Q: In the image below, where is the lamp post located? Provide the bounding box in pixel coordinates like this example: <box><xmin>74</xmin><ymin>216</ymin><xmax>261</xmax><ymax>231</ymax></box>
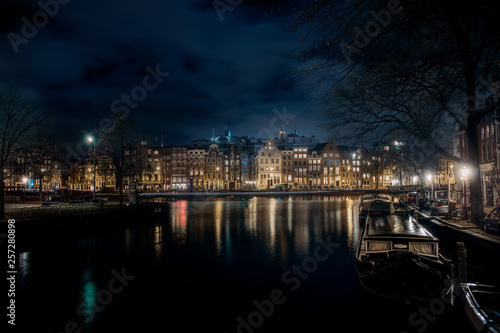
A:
<box><xmin>461</xmin><ymin>167</ymin><xmax>469</xmax><ymax>207</ymax></box>
<box><xmin>448</xmin><ymin>164</ymin><xmax>453</xmax><ymax>206</ymax></box>
<box><xmin>460</xmin><ymin>176</ymin><xmax>464</xmax><ymax>206</ymax></box>
<box><xmin>427</xmin><ymin>173</ymin><xmax>433</xmax><ymax>200</ymax></box>
<box><xmin>22</xmin><ymin>177</ymin><xmax>27</xmax><ymax>204</ymax></box>
<box><xmin>87</xmin><ymin>135</ymin><xmax>96</xmax><ymax>201</ymax></box>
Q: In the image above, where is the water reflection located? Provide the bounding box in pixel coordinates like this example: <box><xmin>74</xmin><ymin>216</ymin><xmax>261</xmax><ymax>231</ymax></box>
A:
<box><xmin>168</xmin><ymin>196</ymin><xmax>360</xmax><ymax>264</ymax></box>
<box><xmin>154</xmin><ymin>224</ymin><xmax>163</xmax><ymax>263</ymax></box>
<box><xmin>268</xmin><ymin>198</ymin><xmax>277</xmax><ymax>259</ymax></box>
<box><xmin>171</xmin><ymin>200</ymin><xmax>188</xmax><ymax>244</ymax></box>
<box><xmin>18</xmin><ymin>251</ymin><xmax>30</xmax><ymax>281</ymax></box>
<box><xmin>79</xmin><ymin>263</ymin><xmax>98</xmax><ymax>325</ymax></box>
<box><xmin>215</xmin><ymin>199</ymin><xmax>223</xmax><ymax>256</ymax></box>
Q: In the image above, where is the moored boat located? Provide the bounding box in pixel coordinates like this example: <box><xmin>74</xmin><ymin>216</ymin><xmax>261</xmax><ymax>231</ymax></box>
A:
<box><xmin>358</xmin><ymin>194</ymin><xmax>409</xmax><ymax>223</ymax></box>
<box><xmin>358</xmin><ymin>194</ymin><xmax>393</xmax><ymax>222</ymax></box>
<box><xmin>356</xmin><ymin>200</ymin><xmax>452</xmax><ymax>300</ymax></box>
<box><xmin>461</xmin><ymin>283</ymin><xmax>500</xmax><ymax>333</ymax></box>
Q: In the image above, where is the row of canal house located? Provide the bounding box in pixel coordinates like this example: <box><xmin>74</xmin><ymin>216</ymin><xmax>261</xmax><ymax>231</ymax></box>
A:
<box><xmin>253</xmin><ymin>139</ymin><xmax>378</xmax><ymax>190</ymax></box>
<box><xmin>6</xmin><ymin>139</ymin><xmax>402</xmax><ymax>193</ymax></box>
<box><xmin>64</xmin><ymin>139</ymin><xmax>391</xmax><ymax>192</ymax></box>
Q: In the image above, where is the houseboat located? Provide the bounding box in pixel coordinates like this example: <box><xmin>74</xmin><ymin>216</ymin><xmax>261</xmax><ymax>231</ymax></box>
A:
<box><xmin>356</xmin><ymin>200</ymin><xmax>452</xmax><ymax>300</ymax></box>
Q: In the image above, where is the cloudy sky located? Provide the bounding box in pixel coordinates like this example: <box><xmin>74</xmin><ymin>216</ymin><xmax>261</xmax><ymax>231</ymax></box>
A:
<box><xmin>0</xmin><ymin>0</ymin><xmax>329</xmax><ymax>150</ymax></box>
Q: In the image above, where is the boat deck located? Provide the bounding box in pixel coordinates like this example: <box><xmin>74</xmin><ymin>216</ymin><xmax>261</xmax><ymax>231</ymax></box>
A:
<box><xmin>367</xmin><ymin>213</ymin><xmax>436</xmax><ymax>239</ymax></box>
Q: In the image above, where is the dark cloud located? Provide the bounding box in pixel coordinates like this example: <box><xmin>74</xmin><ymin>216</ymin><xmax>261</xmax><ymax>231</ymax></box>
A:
<box><xmin>0</xmin><ymin>0</ymin><xmax>328</xmax><ymax>148</ymax></box>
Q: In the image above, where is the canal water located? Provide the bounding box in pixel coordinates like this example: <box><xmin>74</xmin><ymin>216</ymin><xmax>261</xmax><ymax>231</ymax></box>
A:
<box><xmin>11</xmin><ymin>196</ymin><xmax>474</xmax><ymax>333</ymax></box>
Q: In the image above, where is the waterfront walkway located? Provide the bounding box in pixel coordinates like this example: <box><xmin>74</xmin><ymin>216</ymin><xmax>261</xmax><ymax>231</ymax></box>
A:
<box><xmin>418</xmin><ymin>205</ymin><xmax>500</xmax><ymax>242</ymax></box>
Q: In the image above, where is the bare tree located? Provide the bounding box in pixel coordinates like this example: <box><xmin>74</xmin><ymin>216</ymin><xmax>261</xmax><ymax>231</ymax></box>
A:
<box><xmin>0</xmin><ymin>87</ymin><xmax>47</xmax><ymax>219</ymax></box>
<box><xmin>293</xmin><ymin>0</ymin><xmax>500</xmax><ymax>224</ymax></box>
<box><xmin>96</xmin><ymin>112</ymin><xmax>135</xmax><ymax>208</ymax></box>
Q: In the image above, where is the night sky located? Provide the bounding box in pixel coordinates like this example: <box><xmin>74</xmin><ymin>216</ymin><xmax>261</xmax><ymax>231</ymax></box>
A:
<box><xmin>0</xmin><ymin>0</ymin><xmax>329</xmax><ymax>150</ymax></box>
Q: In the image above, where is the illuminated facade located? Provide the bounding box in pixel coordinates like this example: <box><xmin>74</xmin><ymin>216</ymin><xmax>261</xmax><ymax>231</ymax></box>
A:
<box><xmin>256</xmin><ymin>140</ymin><xmax>282</xmax><ymax>190</ymax></box>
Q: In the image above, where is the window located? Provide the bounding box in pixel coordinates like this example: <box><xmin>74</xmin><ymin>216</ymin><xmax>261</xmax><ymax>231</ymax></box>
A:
<box><xmin>481</xmin><ymin>127</ymin><xmax>485</xmax><ymax>139</ymax></box>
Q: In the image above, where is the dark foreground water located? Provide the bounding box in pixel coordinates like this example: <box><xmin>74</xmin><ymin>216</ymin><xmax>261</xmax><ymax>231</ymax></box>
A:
<box><xmin>10</xmin><ymin>196</ymin><xmax>475</xmax><ymax>332</ymax></box>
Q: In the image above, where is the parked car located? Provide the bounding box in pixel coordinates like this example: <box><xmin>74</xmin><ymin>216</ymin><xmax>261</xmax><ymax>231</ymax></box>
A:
<box><xmin>431</xmin><ymin>200</ymin><xmax>449</xmax><ymax>216</ymax></box>
<box><xmin>407</xmin><ymin>191</ymin><xmax>418</xmax><ymax>202</ymax></box>
<box><xmin>482</xmin><ymin>207</ymin><xmax>500</xmax><ymax>233</ymax></box>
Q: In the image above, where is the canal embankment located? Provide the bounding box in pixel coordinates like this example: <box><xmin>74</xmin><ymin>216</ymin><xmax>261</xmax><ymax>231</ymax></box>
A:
<box><xmin>415</xmin><ymin>210</ymin><xmax>500</xmax><ymax>282</ymax></box>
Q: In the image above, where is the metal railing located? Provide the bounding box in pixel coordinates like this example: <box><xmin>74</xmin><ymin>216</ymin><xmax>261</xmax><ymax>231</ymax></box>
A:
<box><xmin>14</xmin><ymin>203</ymin><xmax>98</xmax><ymax>219</ymax></box>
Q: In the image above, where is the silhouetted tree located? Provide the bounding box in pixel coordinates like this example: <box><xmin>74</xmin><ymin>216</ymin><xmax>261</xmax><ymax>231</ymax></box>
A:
<box><xmin>293</xmin><ymin>0</ymin><xmax>500</xmax><ymax>223</ymax></box>
<box><xmin>96</xmin><ymin>112</ymin><xmax>135</xmax><ymax>208</ymax></box>
<box><xmin>0</xmin><ymin>87</ymin><xmax>47</xmax><ymax>218</ymax></box>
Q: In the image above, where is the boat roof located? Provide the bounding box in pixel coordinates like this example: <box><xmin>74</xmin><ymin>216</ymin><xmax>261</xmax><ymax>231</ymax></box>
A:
<box><xmin>361</xmin><ymin>194</ymin><xmax>391</xmax><ymax>202</ymax></box>
<box><xmin>366</xmin><ymin>213</ymin><xmax>436</xmax><ymax>239</ymax></box>
<box><xmin>367</xmin><ymin>201</ymin><xmax>408</xmax><ymax>213</ymax></box>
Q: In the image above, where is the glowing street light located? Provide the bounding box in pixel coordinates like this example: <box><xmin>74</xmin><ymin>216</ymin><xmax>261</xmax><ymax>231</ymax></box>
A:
<box><xmin>448</xmin><ymin>163</ymin><xmax>454</xmax><ymax>213</ymax></box>
<box><xmin>460</xmin><ymin>167</ymin><xmax>469</xmax><ymax>178</ymax></box>
<box><xmin>22</xmin><ymin>177</ymin><xmax>27</xmax><ymax>203</ymax></box>
<box><xmin>427</xmin><ymin>173</ymin><xmax>433</xmax><ymax>199</ymax></box>
<box><xmin>461</xmin><ymin>167</ymin><xmax>469</xmax><ymax>207</ymax></box>
<box><xmin>86</xmin><ymin>135</ymin><xmax>96</xmax><ymax>201</ymax></box>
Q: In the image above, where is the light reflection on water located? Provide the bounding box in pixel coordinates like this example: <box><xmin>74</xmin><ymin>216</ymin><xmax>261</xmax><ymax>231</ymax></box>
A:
<box><xmin>79</xmin><ymin>263</ymin><xmax>98</xmax><ymax>325</ymax></box>
<box><xmin>170</xmin><ymin>200</ymin><xmax>188</xmax><ymax>244</ymax></box>
<box><xmin>16</xmin><ymin>196</ymin><xmax>371</xmax><ymax>333</ymax></box>
<box><xmin>165</xmin><ymin>196</ymin><xmax>360</xmax><ymax>264</ymax></box>
<box><xmin>18</xmin><ymin>251</ymin><xmax>30</xmax><ymax>281</ymax></box>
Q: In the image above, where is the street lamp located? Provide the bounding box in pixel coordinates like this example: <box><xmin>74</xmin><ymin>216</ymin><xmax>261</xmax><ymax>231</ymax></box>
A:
<box><xmin>22</xmin><ymin>177</ymin><xmax>27</xmax><ymax>204</ymax></box>
<box><xmin>427</xmin><ymin>173</ymin><xmax>433</xmax><ymax>199</ymax></box>
<box><xmin>461</xmin><ymin>167</ymin><xmax>469</xmax><ymax>207</ymax></box>
<box><xmin>87</xmin><ymin>135</ymin><xmax>96</xmax><ymax>201</ymax></box>
<box><xmin>448</xmin><ymin>164</ymin><xmax>454</xmax><ymax>207</ymax></box>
